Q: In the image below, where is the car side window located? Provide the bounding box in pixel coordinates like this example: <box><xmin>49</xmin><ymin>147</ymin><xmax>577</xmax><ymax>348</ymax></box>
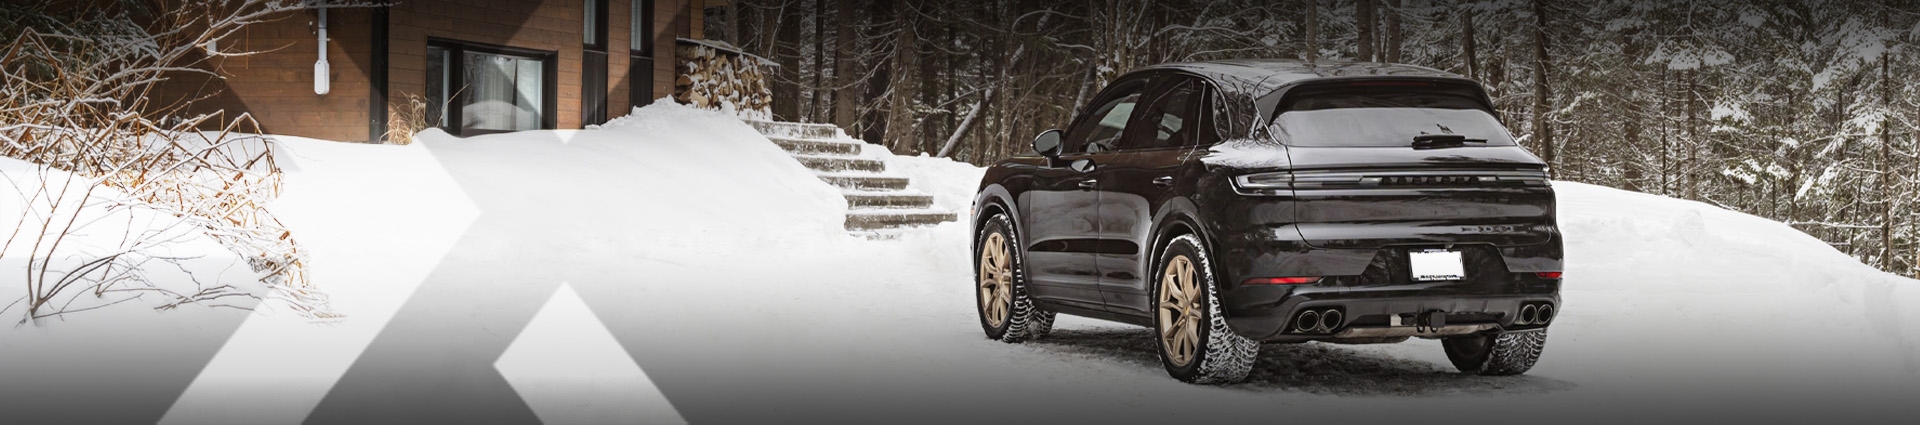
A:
<box><xmin>1196</xmin><ymin>88</ymin><xmax>1222</xmax><ymax>146</ymax></box>
<box><xmin>1064</xmin><ymin>81</ymin><xmax>1146</xmax><ymax>154</ymax></box>
<box><xmin>1121</xmin><ymin>78</ymin><xmax>1204</xmax><ymax>150</ymax></box>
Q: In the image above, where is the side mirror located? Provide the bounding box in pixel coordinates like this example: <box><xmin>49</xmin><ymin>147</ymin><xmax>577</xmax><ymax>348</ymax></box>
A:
<box><xmin>1031</xmin><ymin>129</ymin><xmax>1064</xmax><ymax>158</ymax></box>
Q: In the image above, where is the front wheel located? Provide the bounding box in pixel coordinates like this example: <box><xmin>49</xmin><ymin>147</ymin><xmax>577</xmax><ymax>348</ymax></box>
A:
<box><xmin>1153</xmin><ymin>234</ymin><xmax>1258</xmax><ymax>384</ymax></box>
<box><xmin>975</xmin><ymin>214</ymin><xmax>1053</xmax><ymax>342</ymax></box>
<box><xmin>1442</xmin><ymin>330</ymin><xmax>1548</xmax><ymax>376</ymax></box>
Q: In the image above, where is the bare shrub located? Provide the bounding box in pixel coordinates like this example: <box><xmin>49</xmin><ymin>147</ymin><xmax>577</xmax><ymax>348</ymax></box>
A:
<box><xmin>0</xmin><ymin>1</ymin><xmax>377</xmax><ymax>324</ymax></box>
<box><xmin>386</xmin><ymin>90</ymin><xmax>460</xmax><ymax>144</ymax></box>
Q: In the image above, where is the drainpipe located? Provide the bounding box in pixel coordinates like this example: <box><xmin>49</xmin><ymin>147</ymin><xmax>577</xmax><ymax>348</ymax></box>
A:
<box><xmin>315</xmin><ymin>7</ymin><xmax>330</xmax><ymax>95</ymax></box>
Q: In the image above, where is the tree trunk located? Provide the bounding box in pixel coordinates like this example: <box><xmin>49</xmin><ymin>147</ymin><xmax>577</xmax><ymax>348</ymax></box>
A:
<box><xmin>1305</xmin><ymin>0</ymin><xmax>1319</xmax><ymax>62</ymax></box>
<box><xmin>722</xmin><ymin>0</ymin><xmax>736</xmax><ymax>42</ymax></box>
<box><xmin>1882</xmin><ymin>55</ymin><xmax>1895</xmax><ymax>269</ymax></box>
<box><xmin>1659</xmin><ymin>68</ymin><xmax>1670</xmax><ymax>196</ymax></box>
<box><xmin>860</xmin><ymin>1</ymin><xmax>894</xmax><ymax>143</ymax></box>
<box><xmin>809</xmin><ymin>0</ymin><xmax>826</xmax><ymax>122</ymax></box>
<box><xmin>1384</xmin><ymin>0</ymin><xmax>1403</xmax><ymax>63</ymax></box>
<box><xmin>881</xmin><ymin>0</ymin><xmax>917</xmax><ymax>152</ymax></box>
<box><xmin>832</xmin><ymin>0</ymin><xmax>859</xmax><ymax>130</ymax></box>
<box><xmin>1684</xmin><ymin>69</ymin><xmax>1698</xmax><ymax>200</ymax></box>
<box><xmin>1530</xmin><ymin>0</ymin><xmax>1554</xmax><ymax>178</ymax></box>
<box><xmin>1459</xmin><ymin>3</ymin><xmax>1475</xmax><ymax>79</ymax></box>
<box><xmin>1071</xmin><ymin>65</ymin><xmax>1094</xmax><ymax>117</ymax></box>
<box><xmin>1357</xmin><ymin>0</ymin><xmax>1376</xmax><ymax>61</ymax></box>
<box><xmin>938</xmin><ymin>88</ymin><xmax>992</xmax><ymax>158</ymax></box>
<box><xmin>771</xmin><ymin>0</ymin><xmax>801</xmax><ymax>121</ymax></box>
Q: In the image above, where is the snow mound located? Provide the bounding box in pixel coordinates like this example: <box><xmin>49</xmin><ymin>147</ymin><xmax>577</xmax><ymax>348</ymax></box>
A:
<box><xmin>1556</xmin><ymin>181</ymin><xmax>1912</xmax><ymax>292</ymax></box>
<box><xmin>433</xmin><ymin>100</ymin><xmax>850</xmax><ymax>252</ymax></box>
<box><xmin>1548</xmin><ymin>181</ymin><xmax>1920</xmax><ymax>398</ymax></box>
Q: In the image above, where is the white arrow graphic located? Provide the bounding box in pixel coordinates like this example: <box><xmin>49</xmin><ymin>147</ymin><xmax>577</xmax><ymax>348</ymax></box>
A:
<box><xmin>495</xmin><ymin>282</ymin><xmax>686</xmax><ymax>425</ymax></box>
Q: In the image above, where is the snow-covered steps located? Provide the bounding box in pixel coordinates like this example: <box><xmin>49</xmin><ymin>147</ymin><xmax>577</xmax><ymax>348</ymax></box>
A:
<box><xmin>842</xmin><ymin>192</ymin><xmax>935</xmax><ymax>209</ymax></box>
<box><xmin>845</xmin><ymin>209</ymin><xmax>959</xmax><ymax>231</ymax></box>
<box><xmin>817</xmin><ymin>174</ymin><xmax>910</xmax><ymax>191</ymax></box>
<box><xmin>766</xmin><ymin>136</ymin><xmax>864</xmax><ymax>155</ymax></box>
<box><xmin>748</xmin><ymin>119</ymin><xmax>962</xmax><ymax>234</ymax></box>
<box><xmin>744</xmin><ymin>119</ymin><xmax>839</xmax><ymax>139</ymax></box>
<box><xmin>792</xmin><ymin>154</ymin><xmax>886</xmax><ymax>173</ymax></box>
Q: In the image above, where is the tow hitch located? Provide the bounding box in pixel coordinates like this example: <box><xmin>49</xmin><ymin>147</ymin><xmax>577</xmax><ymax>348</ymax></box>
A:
<box><xmin>1388</xmin><ymin>310</ymin><xmax>1450</xmax><ymax>333</ymax></box>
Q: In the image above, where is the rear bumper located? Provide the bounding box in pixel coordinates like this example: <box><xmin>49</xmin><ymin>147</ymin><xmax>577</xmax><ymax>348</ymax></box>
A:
<box><xmin>1209</xmin><ymin>221</ymin><xmax>1563</xmax><ymax>342</ymax></box>
<box><xmin>1223</xmin><ymin>292</ymin><xmax>1559</xmax><ymax>342</ymax></box>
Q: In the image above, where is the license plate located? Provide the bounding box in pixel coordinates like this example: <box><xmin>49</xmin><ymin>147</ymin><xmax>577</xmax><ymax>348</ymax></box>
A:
<box><xmin>1409</xmin><ymin>249</ymin><xmax>1465</xmax><ymax>282</ymax></box>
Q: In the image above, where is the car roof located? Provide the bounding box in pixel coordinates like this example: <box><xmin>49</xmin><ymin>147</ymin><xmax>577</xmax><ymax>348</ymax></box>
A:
<box><xmin>1133</xmin><ymin>59</ymin><xmax>1469</xmax><ymax>97</ymax></box>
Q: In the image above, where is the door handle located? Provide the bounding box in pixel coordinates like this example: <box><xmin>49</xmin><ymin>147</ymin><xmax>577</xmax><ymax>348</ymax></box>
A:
<box><xmin>1152</xmin><ymin>176</ymin><xmax>1174</xmax><ymax>187</ymax></box>
<box><xmin>1077</xmin><ymin>179</ymin><xmax>1099</xmax><ymax>189</ymax></box>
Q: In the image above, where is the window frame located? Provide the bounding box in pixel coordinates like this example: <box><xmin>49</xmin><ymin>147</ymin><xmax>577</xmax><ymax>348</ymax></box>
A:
<box><xmin>1062</xmin><ymin>75</ymin><xmax>1153</xmax><ymax>155</ymax></box>
<box><xmin>629</xmin><ymin>0</ymin><xmax>657</xmax><ymax>105</ymax></box>
<box><xmin>631</xmin><ymin>0</ymin><xmax>655</xmax><ymax>57</ymax></box>
<box><xmin>584</xmin><ymin>0</ymin><xmax>608</xmax><ymax>49</ymax></box>
<box><xmin>426</xmin><ymin>38</ymin><xmax>560</xmax><ymax>136</ymax></box>
<box><xmin>1117</xmin><ymin>75</ymin><xmax>1209</xmax><ymax>152</ymax></box>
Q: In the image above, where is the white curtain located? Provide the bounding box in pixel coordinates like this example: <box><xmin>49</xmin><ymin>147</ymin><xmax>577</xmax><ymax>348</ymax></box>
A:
<box><xmin>462</xmin><ymin>52</ymin><xmax>544</xmax><ymax>132</ymax></box>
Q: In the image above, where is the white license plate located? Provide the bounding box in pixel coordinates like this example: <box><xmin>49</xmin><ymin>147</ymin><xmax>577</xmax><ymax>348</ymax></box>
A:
<box><xmin>1409</xmin><ymin>249</ymin><xmax>1465</xmax><ymax>281</ymax></box>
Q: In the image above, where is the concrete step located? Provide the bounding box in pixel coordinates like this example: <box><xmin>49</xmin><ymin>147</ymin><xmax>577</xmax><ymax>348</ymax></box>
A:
<box><xmin>848</xmin><ymin>229</ymin><xmax>912</xmax><ymax>240</ymax></box>
<box><xmin>842</xmin><ymin>192</ymin><xmax>934</xmax><ymax>209</ymax></box>
<box><xmin>745</xmin><ymin>119</ymin><xmax>839</xmax><ymax>139</ymax></box>
<box><xmin>818</xmin><ymin>174</ymin><xmax>909</xmax><ymax>191</ymax></box>
<box><xmin>768</xmin><ymin>136</ymin><xmax>864</xmax><ymax>156</ymax></box>
<box><xmin>794</xmin><ymin>155</ymin><xmax>885</xmax><ymax>173</ymax></box>
<box><xmin>844</xmin><ymin>210</ymin><xmax>958</xmax><ymax>231</ymax></box>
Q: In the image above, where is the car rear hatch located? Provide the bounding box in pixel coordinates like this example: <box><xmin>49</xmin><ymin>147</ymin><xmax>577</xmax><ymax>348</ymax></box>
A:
<box><xmin>1252</xmin><ymin>79</ymin><xmax>1556</xmax><ymax>250</ymax></box>
<box><xmin>1282</xmin><ymin>147</ymin><xmax>1554</xmax><ymax>250</ymax></box>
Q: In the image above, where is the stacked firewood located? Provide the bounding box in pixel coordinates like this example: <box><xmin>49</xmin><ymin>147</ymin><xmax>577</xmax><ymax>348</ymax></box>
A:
<box><xmin>673</xmin><ymin>41</ymin><xmax>774</xmax><ymax>114</ymax></box>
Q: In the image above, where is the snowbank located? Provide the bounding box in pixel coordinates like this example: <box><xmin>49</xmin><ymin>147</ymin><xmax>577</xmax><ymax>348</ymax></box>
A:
<box><xmin>431</xmin><ymin>100</ymin><xmax>850</xmax><ymax>252</ymax></box>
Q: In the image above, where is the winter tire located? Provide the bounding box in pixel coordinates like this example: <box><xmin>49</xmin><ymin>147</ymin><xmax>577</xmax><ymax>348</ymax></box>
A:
<box><xmin>975</xmin><ymin>214</ymin><xmax>1053</xmax><ymax>342</ymax></box>
<box><xmin>1443</xmin><ymin>329</ymin><xmax>1548</xmax><ymax>376</ymax></box>
<box><xmin>1153</xmin><ymin>234</ymin><xmax>1258</xmax><ymax>384</ymax></box>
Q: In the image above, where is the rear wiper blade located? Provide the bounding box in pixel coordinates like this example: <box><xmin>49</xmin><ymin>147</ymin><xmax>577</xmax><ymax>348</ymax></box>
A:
<box><xmin>1411</xmin><ymin>134</ymin><xmax>1487</xmax><ymax>149</ymax></box>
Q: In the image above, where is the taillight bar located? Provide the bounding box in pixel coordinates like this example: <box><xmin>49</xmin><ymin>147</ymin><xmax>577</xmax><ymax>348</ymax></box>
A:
<box><xmin>1244</xmin><ymin>277</ymin><xmax>1322</xmax><ymax>285</ymax></box>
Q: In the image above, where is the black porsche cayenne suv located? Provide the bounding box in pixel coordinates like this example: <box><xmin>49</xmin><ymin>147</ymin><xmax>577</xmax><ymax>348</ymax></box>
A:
<box><xmin>969</xmin><ymin>59</ymin><xmax>1562</xmax><ymax>384</ymax></box>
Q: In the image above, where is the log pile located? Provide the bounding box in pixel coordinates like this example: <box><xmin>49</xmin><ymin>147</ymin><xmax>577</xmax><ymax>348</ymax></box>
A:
<box><xmin>673</xmin><ymin>40</ymin><xmax>774</xmax><ymax>116</ymax></box>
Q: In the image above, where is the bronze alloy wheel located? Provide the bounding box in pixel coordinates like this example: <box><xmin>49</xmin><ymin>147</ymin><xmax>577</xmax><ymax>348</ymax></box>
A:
<box><xmin>978</xmin><ymin>232</ymin><xmax>1013</xmax><ymax>329</ymax></box>
<box><xmin>1157</xmin><ymin>255</ymin><xmax>1203</xmax><ymax>367</ymax></box>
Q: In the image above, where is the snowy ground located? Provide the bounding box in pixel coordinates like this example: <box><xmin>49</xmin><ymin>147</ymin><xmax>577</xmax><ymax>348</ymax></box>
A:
<box><xmin>4</xmin><ymin>101</ymin><xmax>1919</xmax><ymax>424</ymax></box>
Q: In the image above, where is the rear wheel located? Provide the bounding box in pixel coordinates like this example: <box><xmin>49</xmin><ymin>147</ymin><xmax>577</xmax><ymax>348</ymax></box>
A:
<box><xmin>975</xmin><ymin>214</ymin><xmax>1053</xmax><ymax>342</ymax></box>
<box><xmin>1153</xmin><ymin>234</ymin><xmax>1258</xmax><ymax>384</ymax></box>
<box><xmin>1443</xmin><ymin>330</ymin><xmax>1548</xmax><ymax>376</ymax></box>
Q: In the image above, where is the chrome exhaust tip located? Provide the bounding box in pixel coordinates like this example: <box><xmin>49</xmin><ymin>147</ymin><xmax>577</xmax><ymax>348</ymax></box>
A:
<box><xmin>1318</xmin><ymin>309</ymin><xmax>1343</xmax><ymax>331</ymax></box>
<box><xmin>1295</xmin><ymin>310</ymin><xmax>1320</xmax><ymax>333</ymax></box>
<box><xmin>1518</xmin><ymin>304</ymin><xmax>1538</xmax><ymax>325</ymax></box>
<box><xmin>1536</xmin><ymin>304</ymin><xmax>1554</xmax><ymax>325</ymax></box>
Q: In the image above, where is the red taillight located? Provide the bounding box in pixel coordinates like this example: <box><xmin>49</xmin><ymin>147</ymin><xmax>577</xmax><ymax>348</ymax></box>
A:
<box><xmin>1535</xmin><ymin>272</ymin><xmax>1563</xmax><ymax>279</ymax></box>
<box><xmin>1244</xmin><ymin>277</ymin><xmax>1321</xmax><ymax>285</ymax></box>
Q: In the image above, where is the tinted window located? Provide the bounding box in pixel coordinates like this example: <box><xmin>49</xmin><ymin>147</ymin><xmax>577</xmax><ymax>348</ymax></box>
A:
<box><xmin>1271</xmin><ymin>87</ymin><xmax>1514</xmax><ymax>147</ymax></box>
<box><xmin>1064</xmin><ymin>81</ymin><xmax>1145</xmax><ymax>154</ymax></box>
<box><xmin>1122</xmin><ymin>79</ymin><xmax>1203</xmax><ymax>150</ymax></box>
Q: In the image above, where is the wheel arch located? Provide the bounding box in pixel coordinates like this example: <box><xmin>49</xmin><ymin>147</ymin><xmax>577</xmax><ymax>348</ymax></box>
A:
<box><xmin>1148</xmin><ymin>197</ymin><xmax>1220</xmax><ymax>291</ymax></box>
<box><xmin>972</xmin><ymin>184</ymin><xmax>1020</xmax><ymax>252</ymax></box>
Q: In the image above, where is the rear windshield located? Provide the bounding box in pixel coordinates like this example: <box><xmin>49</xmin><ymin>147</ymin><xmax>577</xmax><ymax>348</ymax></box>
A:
<box><xmin>1270</xmin><ymin>86</ymin><xmax>1516</xmax><ymax>147</ymax></box>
